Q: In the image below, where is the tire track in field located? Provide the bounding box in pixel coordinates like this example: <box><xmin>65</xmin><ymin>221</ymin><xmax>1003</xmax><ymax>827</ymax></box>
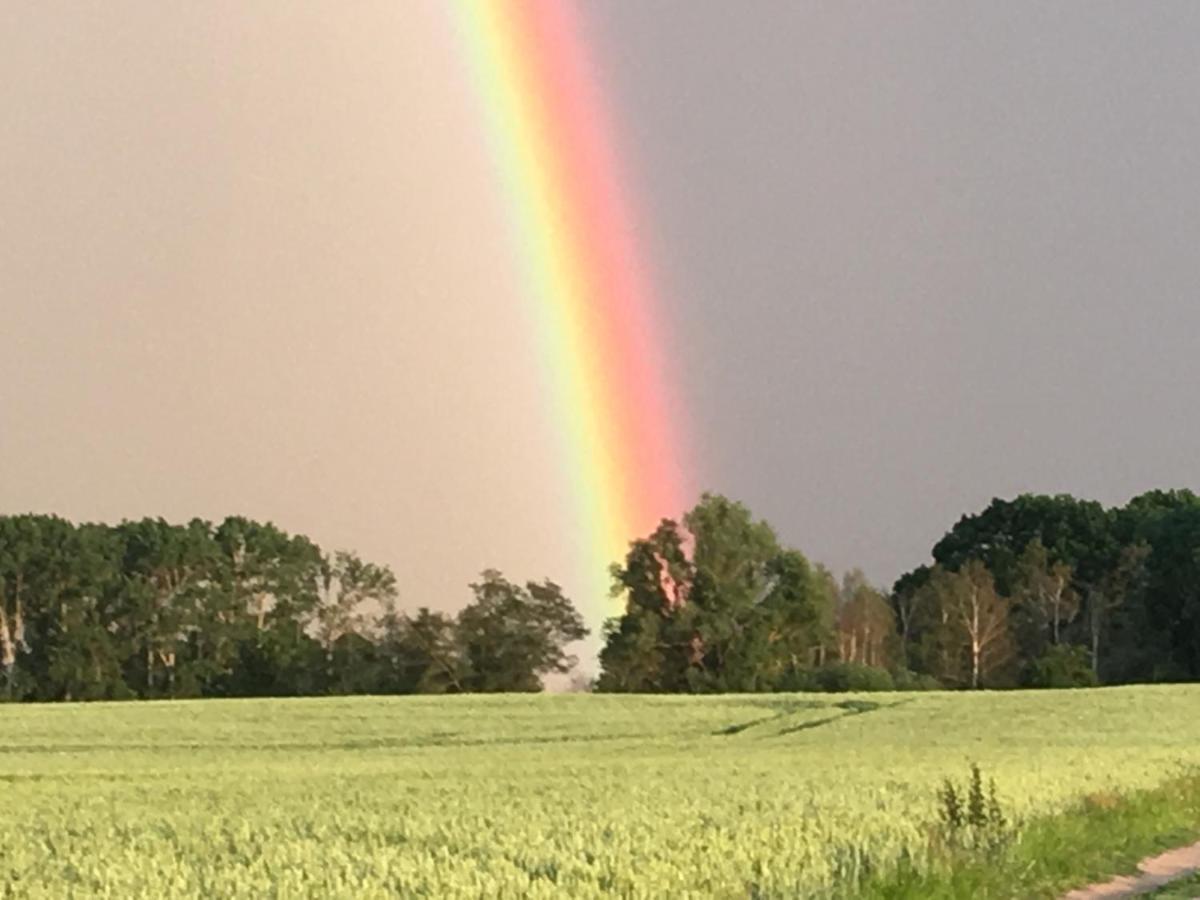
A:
<box><xmin>715</xmin><ymin>698</ymin><xmax>916</xmax><ymax>738</ymax></box>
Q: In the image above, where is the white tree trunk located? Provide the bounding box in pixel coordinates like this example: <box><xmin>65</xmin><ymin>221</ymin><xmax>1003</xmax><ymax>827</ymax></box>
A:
<box><xmin>0</xmin><ymin>605</ymin><xmax>14</xmax><ymax>672</ymax></box>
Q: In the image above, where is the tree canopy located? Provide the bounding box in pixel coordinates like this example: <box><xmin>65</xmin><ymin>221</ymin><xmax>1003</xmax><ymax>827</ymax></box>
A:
<box><xmin>890</xmin><ymin>490</ymin><xmax>1200</xmax><ymax>687</ymax></box>
<box><xmin>598</xmin><ymin>494</ymin><xmax>833</xmax><ymax>692</ymax></box>
<box><xmin>596</xmin><ymin>489</ymin><xmax>1200</xmax><ymax>693</ymax></box>
<box><xmin>0</xmin><ymin>514</ymin><xmax>586</xmax><ymax>701</ymax></box>
<box><xmin>8</xmin><ymin>488</ymin><xmax>1200</xmax><ymax>700</ymax></box>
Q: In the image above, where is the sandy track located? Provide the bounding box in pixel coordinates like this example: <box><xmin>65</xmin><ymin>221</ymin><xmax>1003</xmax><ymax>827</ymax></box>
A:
<box><xmin>1062</xmin><ymin>841</ymin><xmax>1200</xmax><ymax>899</ymax></box>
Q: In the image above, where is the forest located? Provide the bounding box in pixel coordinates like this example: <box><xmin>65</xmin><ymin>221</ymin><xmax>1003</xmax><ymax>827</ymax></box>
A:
<box><xmin>2</xmin><ymin>489</ymin><xmax>1199</xmax><ymax>700</ymax></box>
<box><xmin>599</xmin><ymin>491</ymin><xmax>1200</xmax><ymax>692</ymax></box>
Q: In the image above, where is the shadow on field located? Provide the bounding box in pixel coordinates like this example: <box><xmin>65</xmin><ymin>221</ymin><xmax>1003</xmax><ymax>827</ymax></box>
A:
<box><xmin>715</xmin><ymin>698</ymin><xmax>916</xmax><ymax>738</ymax></box>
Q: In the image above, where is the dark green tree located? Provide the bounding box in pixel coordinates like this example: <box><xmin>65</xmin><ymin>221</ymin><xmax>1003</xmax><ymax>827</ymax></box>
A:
<box><xmin>598</xmin><ymin>518</ymin><xmax>696</xmax><ymax>692</ymax></box>
<box><xmin>311</xmin><ymin>551</ymin><xmax>398</xmax><ymax>689</ymax></box>
<box><xmin>930</xmin><ymin>494</ymin><xmax>1116</xmax><ymax>593</ymax></box>
<box><xmin>211</xmin><ymin>518</ymin><xmax>324</xmax><ymax>696</ymax></box>
<box><xmin>457</xmin><ymin>571</ymin><xmax>588</xmax><ymax>692</ymax></box>
<box><xmin>33</xmin><ymin>522</ymin><xmax>127</xmax><ymax>701</ymax></box>
<box><xmin>0</xmin><ymin>516</ymin><xmax>126</xmax><ymax>700</ymax></box>
<box><xmin>113</xmin><ymin>518</ymin><xmax>220</xmax><ymax>697</ymax></box>
<box><xmin>598</xmin><ymin>494</ymin><xmax>833</xmax><ymax>693</ymax></box>
<box><xmin>376</xmin><ymin>605</ymin><xmax>463</xmax><ymax>693</ymax></box>
<box><xmin>214</xmin><ymin>517</ymin><xmax>322</xmax><ymax>634</ymax></box>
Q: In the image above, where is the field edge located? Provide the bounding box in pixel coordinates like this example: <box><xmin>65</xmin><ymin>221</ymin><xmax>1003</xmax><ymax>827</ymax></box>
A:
<box><xmin>854</xmin><ymin>771</ymin><xmax>1200</xmax><ymax>899</ymax></box>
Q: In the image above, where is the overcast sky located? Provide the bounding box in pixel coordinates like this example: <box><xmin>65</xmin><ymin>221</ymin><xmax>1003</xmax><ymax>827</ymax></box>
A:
<box><xmin>590</xmin><ymin>0</ymin><xmax>1200</xmax><ymax>580</ymax></box>
<box><xmin>4</xmin><ymin>2</ymin><xmax>1199</xmax><ymax>640</ymax></box>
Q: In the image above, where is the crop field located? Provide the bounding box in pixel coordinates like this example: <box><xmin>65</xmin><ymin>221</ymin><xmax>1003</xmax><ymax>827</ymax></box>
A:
<box><xmin>2</xmin><ymin>687</ymin><xmax>1199</xmax><ymax>898</ymax></box>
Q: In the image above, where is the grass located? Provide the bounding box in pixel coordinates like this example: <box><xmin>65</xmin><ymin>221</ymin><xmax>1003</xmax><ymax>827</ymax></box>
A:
<box><xmin>1148</xmin><ymin>871</ymin><xmax>1200</xmax><ymax>899</ymax></box>
<box><xmin>858</xmin><ymin>773</ymin><xmax>1200</xmax><ymax>898</ymax></box>
<box><xmin>1</xmin><ymin>686</ymin><xmax>1199</xmax><ymax>896</ymax></box>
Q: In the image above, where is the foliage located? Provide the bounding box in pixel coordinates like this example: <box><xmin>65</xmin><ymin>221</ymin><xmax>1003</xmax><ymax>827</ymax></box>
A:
<box><xmin>905</xmin><ymin>562</ymin><xmax>1013</xmax><ymax>688</ymax></box>
<box><xmin>776</xmin><ymin>663</ymin><xmax>940</xmax><ymax>693</ymax></box>
<box><xmin>1025</xmin><ymin>645</ymin><xmax>1098</xmax><ymax>689</ymax></box>
<box><xmin>891</xmin><ymin>669</ymin><xmax>943</xmax><ymax>691</ymax></box>
<box><xmin>834</xmin><ymin>570</ymin><xmax>895</xmax><ymax>669</ymax></box>
<box><xmin>928</xmin><ymin>493</ymin><xmax>1116</xmax><ymax>591</ymax></box>
<box><xmin>595</xmin><ymin>489</ymin><xmax>1200</xmax><ymax>694</ymax></box>
<box><xmin>892</xmin><ymin>490</ymin><xmax>1200</xmax><ymax>689</ymax></box>
<box><xmin>377</xmin><ymin>605</ymin><xmax>464</xmax><ymax>694</ymax></box>
<box><xmin>597</xmin><ymin>494</ymin><xmax>834</xmax><ymax>692</ymax></box>
<box><xmin>457</xmin><ymin>571</ymin><xmax>589</xmax><ymax>692</ymax></box>
<box><xmin>936</xmin><ymin>764</ymin><xmax>1010</xmax><ymax>853</ymax></box>
<box><xmin>11</xmin><ymin>487</ymin><xmax>1200</xmax><ymax>701</ymax></box>
<box><xmin>860</xmin><ymin>771</ymin><xmax>1200</xmax><ymax>899</ymax></box>
<box><xmin>812</xmin><ymin>662</ymin><xmax>895</xmax><ymax>692</ymax></box>
<box><xmin>1</xmin><ymin>688</ymin><xmax>1200</xmax><ymax>897</ymax></box>
<box><xmin>1011</xmin><ymin>538</ymin><xmax>1078</xmax><ymax>660</ymax></box>
<box><xmin>0</xmin><ymin>515</ymin><xmax>587</xmax><ymax>700</ymax></box>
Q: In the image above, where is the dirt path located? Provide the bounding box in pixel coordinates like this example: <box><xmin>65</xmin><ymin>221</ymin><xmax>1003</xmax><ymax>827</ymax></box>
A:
<box><xmin>1062</xmin><ymin>841</ymin><xmax>1200</xmax><ymax>898</ymax></box>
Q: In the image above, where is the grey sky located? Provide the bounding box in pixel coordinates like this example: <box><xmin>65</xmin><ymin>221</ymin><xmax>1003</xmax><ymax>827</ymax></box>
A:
<box><xmin>591</xmin><ymin>1</ymin><xmax>1200</xmax><ymax>582</ymax></box>
<box><xmin>3</xmin><ymin>2</ymin><xmax>1199</xmax><ymax>636</ymax></box>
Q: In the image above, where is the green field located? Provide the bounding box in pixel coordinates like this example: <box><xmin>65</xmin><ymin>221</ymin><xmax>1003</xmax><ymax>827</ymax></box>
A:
<box><xmin>2</xmin><ymin>687</ymin><xmax>1199</xmax><ymax>898</ymax></box>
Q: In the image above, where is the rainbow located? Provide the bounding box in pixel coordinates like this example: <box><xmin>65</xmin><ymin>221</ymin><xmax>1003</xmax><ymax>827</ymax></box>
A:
<box><xmin>452</xmin><ymin>1</ymin><xmax>690</xmax><ymax>620</ymax></box>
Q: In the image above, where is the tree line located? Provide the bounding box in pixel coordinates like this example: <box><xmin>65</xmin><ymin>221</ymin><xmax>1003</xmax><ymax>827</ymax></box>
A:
<box><xmin>599</xmin><ymin>490</ymin><xmax>1200</xmax><ymax>691</ymax></box>
<box><xmin>5</xmin><ymin>488</ymin><xmax>1200</xmax><ymax>700</ymax></box>
<box><xmin>0</xmin><ymin>515</ymin><xmax>585</xmax><ymax>701</ymax></box>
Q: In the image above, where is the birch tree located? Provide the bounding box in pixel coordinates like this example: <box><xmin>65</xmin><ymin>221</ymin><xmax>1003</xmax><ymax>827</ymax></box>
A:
<box><xmin>1015</xmin><ymin>539</ymin><xmax>1079</xmax><ymax>646</ymax></box>
<box><xmin>835</xmin><ymin>570</ymin><xmax>894</xmax><ymax>668</ymax></box>
<box><xmin>919</xmin><ymin>563</ymin><xmax>1013</xmax><ymax>688</ymax></box>
<box><xmin>312</xmin><ymin>551</ymin><xmax>398</xmax><ymax>652</ymax></box>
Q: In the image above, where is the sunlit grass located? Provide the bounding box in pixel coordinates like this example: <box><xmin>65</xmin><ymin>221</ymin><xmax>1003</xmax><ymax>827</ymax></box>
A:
<box><xmin>2</xmin><ymin>686</ymin><xmax>1198</xmax><ymax>897</ymax></box>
